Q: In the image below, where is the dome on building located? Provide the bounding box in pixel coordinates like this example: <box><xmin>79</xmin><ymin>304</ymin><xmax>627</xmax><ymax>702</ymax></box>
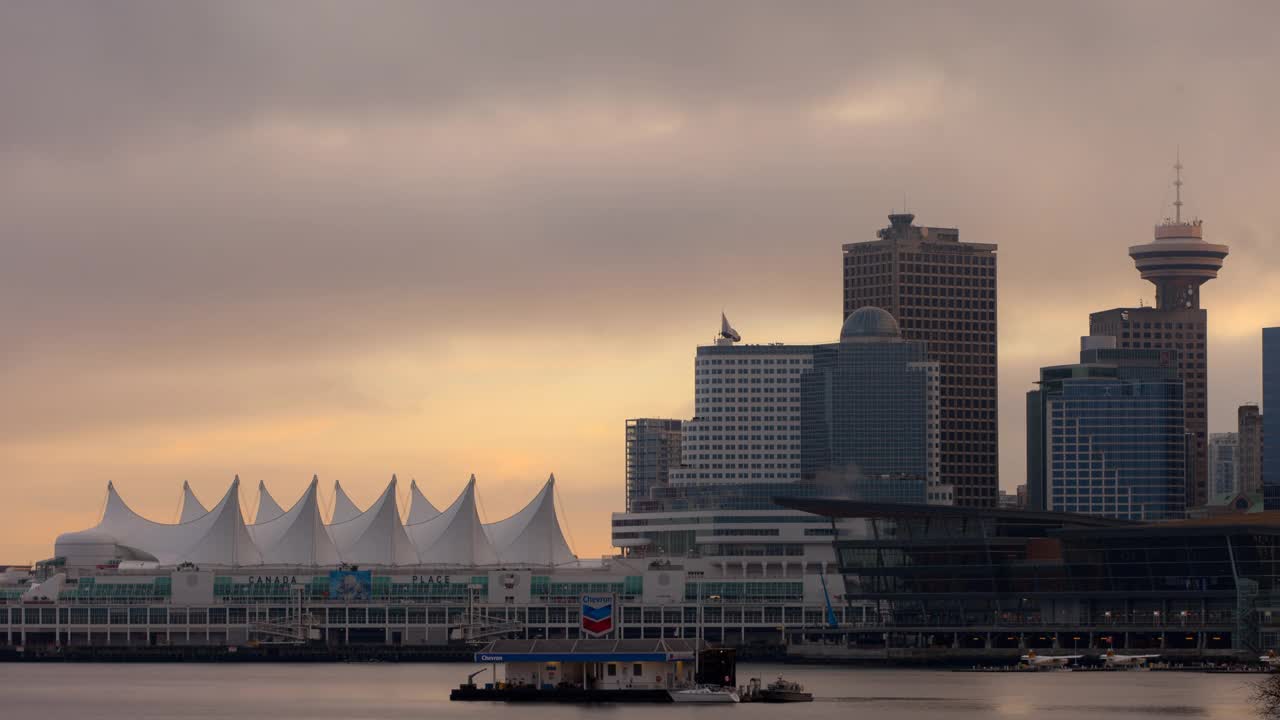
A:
<box><xmin>840</xmin><ymin>306</ymin><xmax>900</xmax><ymax>342</ymax></box>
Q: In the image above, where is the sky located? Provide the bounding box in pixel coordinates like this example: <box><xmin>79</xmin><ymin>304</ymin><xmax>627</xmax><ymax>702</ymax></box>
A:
<box><xmin>3</xmin><ymin>1</ymin><xmax>1280</xmax><ymax>563</ymax></box>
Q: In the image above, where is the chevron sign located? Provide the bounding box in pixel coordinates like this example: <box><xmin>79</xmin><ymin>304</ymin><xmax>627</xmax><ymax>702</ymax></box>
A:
<box><xmin>581</xmin><ymin>594</ymin><xmax>614</xmax><ymax>637</ymax></box>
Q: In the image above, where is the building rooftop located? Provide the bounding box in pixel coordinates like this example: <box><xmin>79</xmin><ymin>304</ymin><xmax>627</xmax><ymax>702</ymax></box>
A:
<box><xmin>840</xmin><ymin>306</ymin><xmax>901</xmax><ymax>342</ymax></box>
<box><xmin>474</xmin><ymin>638</ymin><xmax>699</xmax><ymax>662</ymax></box>
<box><xmin>777</xmin><ymin>497</ymin><xmax>1280</xmax><ymax>538</ymax></box>
<box><xmin>774</xmin><ymin>497</ymin><xmax>1134</xmax><ymax>528</ymax></box>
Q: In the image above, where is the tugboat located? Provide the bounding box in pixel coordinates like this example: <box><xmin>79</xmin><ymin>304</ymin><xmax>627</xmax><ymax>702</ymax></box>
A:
<box><xmin>757</xmin><ymin>676</ymin><xmax>813</xmax><ymax>703</ymax></box>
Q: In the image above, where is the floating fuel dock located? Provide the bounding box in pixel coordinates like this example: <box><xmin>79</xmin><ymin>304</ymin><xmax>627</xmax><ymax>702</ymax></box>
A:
<box><xmin>450</xmin><ymin>638</ymin><xmax>737</xmax><ymax>703</ymax></box>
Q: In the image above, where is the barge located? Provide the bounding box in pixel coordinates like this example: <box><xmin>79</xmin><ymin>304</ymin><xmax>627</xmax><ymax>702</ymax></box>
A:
<box><xmin>450</xmin><ymin>638</ymin><xmax>736</xmax><ymax>703</ymax></box>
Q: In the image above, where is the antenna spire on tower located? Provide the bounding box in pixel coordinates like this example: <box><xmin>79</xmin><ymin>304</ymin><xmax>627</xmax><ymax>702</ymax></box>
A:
<box><xmin>1173</xmin><ymin>147</ymin><xmax>1184</xmax><ymax>223</ymax></box>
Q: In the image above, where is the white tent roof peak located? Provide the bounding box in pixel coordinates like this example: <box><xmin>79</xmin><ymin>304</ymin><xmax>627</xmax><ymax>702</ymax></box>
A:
<box><xmin>485</xmin><ymin>475</ymin><xmax>576</xmax><ymax>566</ymax></box>
<box><xmin>327</xmin><ymin>477</ymin><xmax>419</xmax><ymax>566</ymax></box>
<box><xmin>330</xmin><ymin>479</ymin><xmax>363</xmax><ymax>524</ymax></box>
<box><xmin>96</xmin><ymin>477</ymin><xmax>261</xmax><ymax>566</ymax></box>
<box><xmin>254</xmin><ymin>480</ymin><xmax>285</xmax><ymax>524</ymax></box>
<box><xmin>406</xmin><ymin>477</ymin><xmax>441</xmax><ymax>525</ymax></box>
<box><xmin>178</xmin><ymin>481</ymin><xmax>208</xmax><ymax>523</ymax></box>
<box><xmin>248</xmin><ymin>477</ymin><xmax>340</xmax><ymax>566</ymax></box>
<box><xmin>406</xmin><ymin>476</ymin><xmax>498</xmax><ymax>566</ymax></box>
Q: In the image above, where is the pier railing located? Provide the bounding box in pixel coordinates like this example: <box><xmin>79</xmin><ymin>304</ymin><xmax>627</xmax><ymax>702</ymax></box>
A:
<box><xmin>818</xmin><ymin>613</ymin><xmax>1248</xmax><ymax>631</ymax></box>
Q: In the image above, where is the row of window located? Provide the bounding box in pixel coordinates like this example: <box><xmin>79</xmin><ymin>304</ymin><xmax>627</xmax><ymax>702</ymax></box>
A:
<box><xmin>696</xmin><ymin>370</ymin><xmax>804</xmax><ymax>377</ymax></box>
<box><xmin>696</xmin><ymin>388</ymin><xmax>798</xmax><ymax>395</ymax></box>
<box><xmin>3</xmin><ymin>605</ymin><xmax>845</xmax><ymax>627</ymax></box>
<box><xmin>845</xmin><ymin>249</ymin><xmax>995</xmax><ymax>266</ymax></box>
<box><xmin>696</xmin><ymin>358</ymin><xmax>812</xmax><ymax>365</ymax></box>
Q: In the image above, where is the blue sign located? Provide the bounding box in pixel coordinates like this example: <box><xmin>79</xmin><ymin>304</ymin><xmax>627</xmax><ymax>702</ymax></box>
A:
<box><xmin>329</xmin><ymin>570</ymin><xmax>371</xmax><ymax>602</ymax></box>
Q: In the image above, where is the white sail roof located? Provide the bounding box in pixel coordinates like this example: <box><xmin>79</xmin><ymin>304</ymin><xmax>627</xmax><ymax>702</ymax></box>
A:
<box><xmin>248</xmin><ymin>478</ymin><xmax>340</xmax><ymax>566</ymax></box>
<box><xmin>97</xmin><ymin>477</ymin><xmax>262</xmax><ymax>566</ymax></box>
<box><xmin>485</xmin><ymin>475</ymin><xmax>576</xmax><ymax>566</ymax></box>
<box><xmin>177</xmin><ymin>482</ymin><xmax>208</xmax><ymax>523</ymax></box>
<box><xmin>254</xmin><ymin>481</ymin><xmax>286</xmax><ymax>524</ymax></box>
<box><xmin>406</xmin><ymin>475</ymin><xmax>498</xmax><ymax>566</ymax></box>
<box><xmin>330</xmin><ymin>480</ymin><xmax>363</xmax><ymax>524</ymax></box>
<box><xmin>22</xmin><ymin>573</ymin><xmax>67</xmax><ymax>602</ymax></box>
<box><xmin>406</xmin><ymin>479</ymin><xmax>440</xmax><ymax>524</ymax></box>
<box><xmin>327</xmin><ymin>476</ymin><xmax>419</xmax><ymax>566</ymax></box>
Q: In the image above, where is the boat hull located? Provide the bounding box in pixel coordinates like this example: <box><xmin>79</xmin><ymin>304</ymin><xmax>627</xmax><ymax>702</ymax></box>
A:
<box><xmin>759</xmin><ymin>690</ymin><xmax>813</xmax><ymax>703</ymax></box>
<box><xmin>669</xmin><ymin>689</ymin><xmax>740</xmax><ymax>703</ymax></box>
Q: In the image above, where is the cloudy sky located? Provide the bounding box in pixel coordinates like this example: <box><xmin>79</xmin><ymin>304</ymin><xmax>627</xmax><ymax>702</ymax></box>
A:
<box><xmin>3</xmin><ymin>1</ymin><xmax>1279</xmax><ymax>561</ymax></box>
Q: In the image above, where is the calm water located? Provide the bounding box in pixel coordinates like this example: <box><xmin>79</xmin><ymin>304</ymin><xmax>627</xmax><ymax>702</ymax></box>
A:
<box><xmin>0</xmin><ymin>662</ymin><xmax>1260</xmax><ymax>719</ymax></box>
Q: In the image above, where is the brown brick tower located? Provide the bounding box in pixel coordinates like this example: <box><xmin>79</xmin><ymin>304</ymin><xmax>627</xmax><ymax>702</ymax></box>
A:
<box><xmin>842</xmin><ymin>213</ymin><xmax>999</xmax><ymax>507</ymax></box>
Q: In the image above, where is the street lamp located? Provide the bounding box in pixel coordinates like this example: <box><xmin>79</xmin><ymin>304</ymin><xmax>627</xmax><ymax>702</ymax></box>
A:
<box><xmin>708</xmin><ymin>594</ymin><xmax>721</xmax><ymax>652</ymax></box>
<box><xmin>694</xmin><ymin>581</ymin><xmax>718</xmax><ymax>680</ymax></box>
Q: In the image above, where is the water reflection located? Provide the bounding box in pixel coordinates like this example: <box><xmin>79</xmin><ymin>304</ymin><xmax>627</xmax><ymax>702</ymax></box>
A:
<box><xmin>0</xmin><ymin>662</ymin><xmax>1256</xmax><ymax>719</ymax></box>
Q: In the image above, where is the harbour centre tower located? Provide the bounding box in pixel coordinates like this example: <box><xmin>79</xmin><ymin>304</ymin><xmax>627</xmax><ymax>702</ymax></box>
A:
<box><xmin>1089</xmin><ymin>163</ymin><xmax>1229</xmax><ymax>510</ymax></box>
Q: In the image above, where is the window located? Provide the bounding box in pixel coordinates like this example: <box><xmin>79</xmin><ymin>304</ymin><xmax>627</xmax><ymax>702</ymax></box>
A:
<box><xmin>607</xmin><ymin>664</ymin><xmax>617</xmax><ymax>677</ymax></box>
<box><xmin>633</xmin><ymin>664</ymin><xmax>643</xmax><ymax>677</ymax></box>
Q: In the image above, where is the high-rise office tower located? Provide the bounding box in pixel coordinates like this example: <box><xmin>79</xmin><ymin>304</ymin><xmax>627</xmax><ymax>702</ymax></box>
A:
<box><xmin>842</xmin><ymin>214</ymin><xmax>998</xmax><ymax>507</ymax></box>
<box><xmin>671</xmin><ymin>341</ymin><xmax>815</xmax><ymax>488</ymax></box>
<box><xmin>1265</xmin><ymin>328</ymin><xmax>1279</xmax><ymax>507</ymax></box>
<box><xmin>1026</xmin><ymin>336</ymin><xmax>1186</xmax><ymax>521</ymax></box>
<box><xmin>612</xmin><ymin>314</ymin><xmax>936</xmax><ymax>560</ymax></box>
<box><xmin>624</xmin><ymin>418</ymin><xmax>683</xmax><ymax>512</ymax></box>
<box><xmin>1240</xmin><ymin>403</ymin><xmax>1265</xmax><ymax>500</ymax></box>
<box><xmin>1208</xmin><ymin>432</ymin><xmax>1240</xmax><ymax>497</ymax></box>
<box><xmin>801</xmin><ymin>307</ymin><xmax>947</xmax><ymax>503</ymax></box>
<box><xmin>1089</xmin><ymin>161</ymin><xmax>1229</xmax><ymax>509</ymax></box>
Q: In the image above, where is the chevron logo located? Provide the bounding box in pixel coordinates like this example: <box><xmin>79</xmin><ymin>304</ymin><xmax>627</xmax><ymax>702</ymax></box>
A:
<box><xmin>581</xmin><ymin>594</ymin><xmax>613</xmax><ymax>637</ymax></box>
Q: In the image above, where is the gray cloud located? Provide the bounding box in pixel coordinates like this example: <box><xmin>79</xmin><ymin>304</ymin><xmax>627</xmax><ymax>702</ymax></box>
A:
<box><xmin>3</xmin><ymin>2</ymin><xmax>1280</xmax><ymax>557</ymax></box>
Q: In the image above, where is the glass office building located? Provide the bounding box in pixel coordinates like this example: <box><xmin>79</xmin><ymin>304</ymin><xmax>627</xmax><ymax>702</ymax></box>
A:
<box><xmin>1266</xmin><ymin>328</ymin><xmax>1279</xmax><ymax>508</ymax></box>
<box><xmin>625</xmin><ymin>419</ymin><xmax>683</xmax><ymax>512</ymax></box>
<box><xmin>611</xmin><ymin>308</ymin><xmax>941</xmax><ymax>568</ymax></box>
<box><xmin>1027</xmin><ymin>338</ymin><xmax>1186</xmax><ymax>521</ymax></box>
<box><xmin>801</xmin><ymin>307</ymin><xmax>940</xmax><ymax>492</ymax></box>
<box><xmin>778</xmin><ymin>497</ymin><xmax>1280</xmax><ymax>653</ymax></box>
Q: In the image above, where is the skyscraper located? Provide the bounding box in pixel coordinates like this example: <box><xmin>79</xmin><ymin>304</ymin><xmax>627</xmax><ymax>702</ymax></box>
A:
<box><xmin>612</xmin><ymin>313</ymin><xmax>937</xmax><ymax>560</ymax></box>
<box><xmin>1026</xmin><ymin>336</ymin><xmax>1186</xmax><ymax>521</ymax></box>
<box><xmin>671</xmin><ymin>341</ymin><xmax>815</xmax><ymax>487</ymax></box>
<box><xmin>624</xmin><ymin>418</ymin><xmax>682</xmax><ymax>512</ymax></box>
<box><xmin>1208</xmin><ymin>432</ymin><xmax>1240</xmax><ymax>497</ymax></box>
<box><xmin>842</xmin><ymin>214</ymin><xmax>998</xmax><ymax>507</ymax></box>
<box><xmin>1089</xmin><ymin>162</ymin><xmax>1228</xmax><ymax>509</ymax></box>
<box><xmin>1266</xmin><ymin>328</ymin><xmax>1279</xmax><ymax>507</ymax></box>
<box><xmin>801</xmin><ymin>307</ymin><xmax>946</xmax><ymax>502</ymax></box>
<box><xmin>668</xmin><ymin>310</ymin><xmax>944</xmax><ymax>502</ymax></box>
<box><xmin>1239</xmin><ymin>404</ymin><xmax>1264</xmax><ymax>500</ymax></box>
